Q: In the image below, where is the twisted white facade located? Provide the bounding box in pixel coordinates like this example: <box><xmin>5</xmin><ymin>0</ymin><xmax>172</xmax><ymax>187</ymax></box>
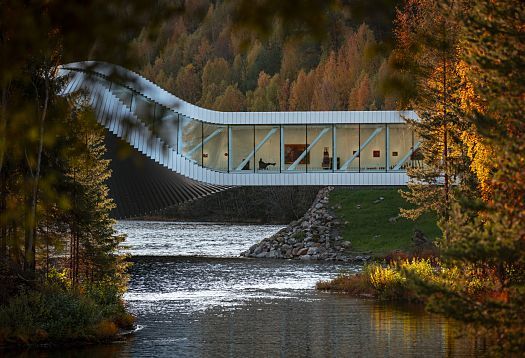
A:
<box><xmin>58</xmin><ymin>61</ymin><xmax>421</xmax><ymax>217</ymax></box>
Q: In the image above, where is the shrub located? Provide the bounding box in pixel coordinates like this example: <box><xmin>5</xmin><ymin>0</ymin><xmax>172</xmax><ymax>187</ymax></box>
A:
<box><xmin>317</xmin><ymin>259</ymin><xmax>440</xmax><ymax>302</ymax></box>
<box><xmin>113</xmin><ymin>312</ymin><xmax>136</xmax><ymax>330</ymax></box>
<box><xmin>316</xmin><ymin>271</ymin><xmax>376</xmax><ymax>296</ymax></box>
<box><xmin>92</xmin><ymin>320</ymin><xmax>118</xmax><ymax>339</ymax></box>
<box><xmin>367</xmin><ymin>264</ymin><xmax>406</xmax><ymax>299</ymax></box>
<box><xmin>0</xmin><ymin>282</ymin><xmax>133</xmax><ymax>346</ymax></box>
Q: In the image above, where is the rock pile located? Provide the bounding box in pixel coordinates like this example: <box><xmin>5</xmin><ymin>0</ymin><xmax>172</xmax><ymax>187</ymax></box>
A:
<box><xmin>241</xmin><ymin>187</ymin><xmax>364</xmax><ymax>262</ymax></box>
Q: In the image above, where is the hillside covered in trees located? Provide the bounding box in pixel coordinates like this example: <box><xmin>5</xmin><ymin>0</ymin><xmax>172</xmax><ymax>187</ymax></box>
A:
<box><xmin>131</xmin><ymin>0</ymin><xmax>399</xmax><ymax>112</ymax></box>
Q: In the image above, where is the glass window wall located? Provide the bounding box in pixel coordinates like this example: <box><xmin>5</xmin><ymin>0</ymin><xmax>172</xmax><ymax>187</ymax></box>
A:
<box><xmin>408</xmin><ymin>132</ymin><xmax>424</xmax><ymax>169</ymax></box>
<box><xmin>360</xmin><ymin>124</ymin><xmax>386</xmax><ymax>171</ymax></box>
<box><xmin>181</xmin><ymin>115</ymin><xmax>203</xmax><ymax>164</ymax></box>
<box><xmin>335</xmin><ymin>124</ymin><xmax>359</xmax><ymax>171</ymax></box>
<box><xmin>230</xmin><ymin>125</ymin><xmax>254</xmax><ymax>172</ymax></box>
<box><xmin>133</xmin><ymin>94</ymin><xmax>156</xmax><ymax>128</ymax></box>
<box><xmin>254</xmin><ymin>126</ymin><xmax>280</xmax><ymax>172</ymax></box>
<box><xmin>306</xmin><ymin>125</ymin><xmax>333</xmax><ymax>172</ymax></box>
<box><xmin>202</xmin><ymin>123</ymin><xmax>228</xmax><ymax>171</ymax></box>
<box><xmin>155</xmin><ymin>107</ymin><xmax>179</xmax><ymax>148</ymax></box>
<box><xmin>388</xmin><ymin>124</ymin><xmax>413</xmax><ymax>171</ymax></box>
<box><xmin>169</xmin><ymin>118</ymin><xmax>417</xmax><ymax>174</ymax></box>
<box><xmin>282</xmin><ymin>125</ymin><xmax>307</xmax><ymax>172</ymax></box>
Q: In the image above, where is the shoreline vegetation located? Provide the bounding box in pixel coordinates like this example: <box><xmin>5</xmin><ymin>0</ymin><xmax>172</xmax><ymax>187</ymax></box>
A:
<box><xmin>0</xmin><ymin>273</ymin><xmax>135</xmax><ymax>348</ymax></box>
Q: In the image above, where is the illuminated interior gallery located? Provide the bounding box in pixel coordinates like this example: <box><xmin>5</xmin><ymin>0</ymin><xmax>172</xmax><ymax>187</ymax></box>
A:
<box><xmin>59</xmin><ymin>62</ymin><xmax>422</xmax><ymax>188</ymax></box>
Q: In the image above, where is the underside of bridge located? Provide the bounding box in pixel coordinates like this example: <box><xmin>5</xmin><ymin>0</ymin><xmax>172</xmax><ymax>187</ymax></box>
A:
<box><xmin>105</xmin><ymin>132</ymin><xmax>228</xmax><ymax>219</ymax></box>
<box><xmin>58</xmin><ymin>61</ymin><xmax>422</xmax><ymax>218</ymax></box>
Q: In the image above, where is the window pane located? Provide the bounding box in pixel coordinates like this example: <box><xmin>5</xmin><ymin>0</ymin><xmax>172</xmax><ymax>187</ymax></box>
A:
<box><xmin>335</xmin><ymin>124</ymin><xmax>359</xmax><ymax>171</ymax></box>
<box><xmin>155</xmin><ymin>107</ymin><xmax>178</xmax><ymax>148</ymax></box>
<box><xmin>203</xmin><ymin>123</ymin><xmax>228</xmax><ymax>171</ymax></box>
<box><xmin>181</xmin><ymin>116</ymin><xmax>202</xmax><ymax>164</ymax></box>
<box><xmin>388</xmin><ymin>124</ymin><xmax>413</xmax><ymax>171</ymax></box>
<box><xmin>409</xmin><ymin>131</ymin><xmax>424</xmax><ymax>169</ymax></box>
<box><xmin>133</xmin><ymin>94</ymin><xmax>156</xmax><ymax>127</ymax></box>
<box><xmin>307</xmin><ymin>125</ymin><xmax>332</xmax><ymax>172</ymax></box>
<box><xmin>360</xmin><ymin>124</ymin><xmax>386</xmax><ymax>171</ymax></box>
<box><xmin>230</xmin><ymin>126</ymin><xmax>254</xmax><ymax>172</ymax></box>
<box><xmin>283</xmin><ymin>125</ymin><xmax>306</xmax><ymax>172</ymax></box>
<box><xmin>255</xmin><ymin>126</ymin><xmax>280</xmax><ymax>172</ymax></box>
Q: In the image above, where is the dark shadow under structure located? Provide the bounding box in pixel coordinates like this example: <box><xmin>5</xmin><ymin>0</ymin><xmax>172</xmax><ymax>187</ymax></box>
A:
<box><xmin>104</xmin><ymin>132</ymin><xmax>229</xmax><ymax>219</ymax></box>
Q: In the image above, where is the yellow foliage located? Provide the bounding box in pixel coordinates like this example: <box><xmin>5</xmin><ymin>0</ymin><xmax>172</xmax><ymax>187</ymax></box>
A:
<box><xmin>368</xmin><ymin>264</ymin><xmax>405</xmax><ymax>290</ymax></box>
<box><xmin>399</xmin><ymin>258</ymin><xmax>435</xmax><ymax>281</ymax></box>
<box><xmin>456</xmin><ymin>59</ymin><xmax>494</xmax><ymax>200</ymax></box>
<box><xmin>460</xmin><ymin>130</ymin><xmax>494</xmax><ymax>200</ymax></box>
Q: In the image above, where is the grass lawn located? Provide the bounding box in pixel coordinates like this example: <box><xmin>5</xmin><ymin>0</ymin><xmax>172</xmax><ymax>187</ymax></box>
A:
<box><xmin>329</xmin><ymin>188</ymin><xmax>441</xmax><ymax>256</ymax></box>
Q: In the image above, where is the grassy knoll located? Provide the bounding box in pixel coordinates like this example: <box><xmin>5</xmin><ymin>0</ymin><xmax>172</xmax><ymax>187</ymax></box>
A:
<box><xmin>329</xmin><ymin>188</ymin><xmax>441</xmax><ymax>256</ymax></box>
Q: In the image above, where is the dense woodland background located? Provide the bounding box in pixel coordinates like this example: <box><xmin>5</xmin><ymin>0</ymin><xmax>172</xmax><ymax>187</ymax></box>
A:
<box><xmin>131</xmin><ymin>0</ymin><xmax>400</xmax><ymax>112</ymax></box>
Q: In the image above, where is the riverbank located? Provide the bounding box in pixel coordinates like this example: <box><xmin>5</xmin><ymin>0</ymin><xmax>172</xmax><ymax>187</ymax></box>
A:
<box><xmin>241</xmin><ymin>187</ymin><xmax>440</xmax><ymax>262</ymax></box>
<box><xmin>316</xmin><ymin>259</ymin><xmax>437</xmax><ymax>302</ymax></box>
<box><xmin>241</xmin><ymin>187</ymin><xmax>362</xmax><ymax>262</ymax></box>
<box><xmin>0</xmin><ymin>277</ymin><xmax>135</xmax><ymax>348</ymax></box>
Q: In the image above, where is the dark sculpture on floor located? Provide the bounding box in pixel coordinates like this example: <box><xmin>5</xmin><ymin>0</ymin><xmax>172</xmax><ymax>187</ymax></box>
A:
<box><xmin>259</xmin><ymin>158</ymin><xmax>276</xmax><ymax>170</ymax></box>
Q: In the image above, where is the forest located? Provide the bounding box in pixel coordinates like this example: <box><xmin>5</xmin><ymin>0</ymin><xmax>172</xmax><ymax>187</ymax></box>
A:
<box><xmin>0</xmin><ymin>0</ymin><xmax>523</xmax><ymax>355</ymax></box>
<box><xmin>131</xmin><ymin>0</ymin><xmax>399</xmax><ymax>112</ymax></box>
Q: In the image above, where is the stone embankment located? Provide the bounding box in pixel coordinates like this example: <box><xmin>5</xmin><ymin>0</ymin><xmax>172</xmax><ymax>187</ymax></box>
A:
<box><xmin>241</xmin><ymin>187</ymin><xmax>370</xmax><ymax>262</ymax></box>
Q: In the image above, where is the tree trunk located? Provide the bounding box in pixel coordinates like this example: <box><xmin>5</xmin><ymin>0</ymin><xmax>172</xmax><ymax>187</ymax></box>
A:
<box><xmin>443</xmin><ymin>56</ymin><xmax>449</xmax><ymax>242</ymax></box>
<box><xmin>0</xmin><ymin>84</ymin><xmax>8</xmax><ymax>265</ymax></box>
<box><xmin>24</xmin><ymin>72</ymin><xmax>49</xmax><ymax>273</ymax></box>
<box><xmin>0</xmin><ymin>168</ymin><xmax>6</xmax><ymax>264</ymax></box>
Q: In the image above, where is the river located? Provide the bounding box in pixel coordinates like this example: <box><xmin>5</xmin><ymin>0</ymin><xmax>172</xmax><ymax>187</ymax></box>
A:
<box><xmin>14</xmin><ymin>221</ymin><xmax>486</xmax><ymax>357</ymax></box>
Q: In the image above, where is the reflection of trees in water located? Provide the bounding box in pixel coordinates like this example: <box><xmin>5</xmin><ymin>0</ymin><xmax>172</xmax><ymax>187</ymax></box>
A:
<box><xmin>189</xmin><ymin>296</ymin><xmax>484</xmax><ymax>357</ymax></box>
<box><xmin>369</xmin><ymin>302</ymin><xmax>483</xmax><ymax>356</ymax></box>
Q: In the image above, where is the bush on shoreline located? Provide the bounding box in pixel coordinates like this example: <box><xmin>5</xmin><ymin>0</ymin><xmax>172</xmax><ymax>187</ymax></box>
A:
<box><xmin>317</xmin><ymin>258</ymin><xmax>437</xmax><ymax>302</ymax></box>
<box><xmin>0</xmin><ymin>273</ymin><xmax>134</xmax><ymax>347</ymax></box>
<box><xmin>318</xmin><ymin>256</ymin><xmax>500</xmax><ymax>306</ymax></box>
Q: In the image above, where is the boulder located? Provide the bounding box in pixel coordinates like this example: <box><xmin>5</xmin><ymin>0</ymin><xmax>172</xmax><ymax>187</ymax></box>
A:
<box><xmin>297</xmin><ymin>247</ymin><xmax>309</xmax><ymax>256</ymax></box>
<box><xmin>307</xmin><ymin>247</ymin><xmax>320</xmax><ymax>255</ymax></box>
<box><xmin>341</xmin><ymin>241</ymin><xmax>352</xmax><ymax>249</ymax></box>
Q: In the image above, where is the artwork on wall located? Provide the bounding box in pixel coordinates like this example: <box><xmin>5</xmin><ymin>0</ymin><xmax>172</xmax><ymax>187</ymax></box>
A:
<box><xmin>284</xmin><ymin>144</ymin><xmax>310</xmax><ymax>164</ymax></box>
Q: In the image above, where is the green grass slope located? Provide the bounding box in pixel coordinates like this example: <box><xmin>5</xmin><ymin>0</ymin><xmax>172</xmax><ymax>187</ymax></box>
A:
<box><xmin>329</xmin><ymin>188</ymin><xmax>441</xmax><ymax>256</ymax></box>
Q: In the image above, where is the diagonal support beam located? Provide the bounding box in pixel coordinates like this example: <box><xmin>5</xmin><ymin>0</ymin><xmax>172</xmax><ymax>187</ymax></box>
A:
<box><xmin>287</xmin><ymin>127</ymin><xmax>330</xmax><ymax>171</ymax></box>
<box><xmin>340</xmin><ymin>127</ymin><xmax>383</xmax><ymax>170</ymax></box>
<box><xmin>186</xmin><ymin>127</ymin><xmax>224</xmax><ymax>157</ymax></box>
<box><xmin>392</xmin><ymin>141</ymin><xmax>421</xmax><ymax>170</ymax></box>
<box><xmin>236</xmin><ymin>127</ymin><xmax>278</xmax><ymax>171</ymax></box>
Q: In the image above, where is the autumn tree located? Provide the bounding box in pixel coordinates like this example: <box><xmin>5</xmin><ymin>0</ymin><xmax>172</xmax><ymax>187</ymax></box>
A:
<box><xmin>288</xmin><ymin>70</ymin><xmax>316</xmax><ymax>110</ymax></box>
<box><xmin>348</xmin><ymin>73</ymin><xmax>373</xmax><ymax>110</ymax></box>
<box><xmin>213</xmin><ymin>85</ymin><xmax>246</xmax><ymax>111</ymax></box>
<box><xmin>391</xmin><ymin>0</ymin><xmax>474</xmax><ymax>228</ymax></box>
<box><xmin>390</xmin><ymin>0</ymin><xmax>525</xmax><ymax>353</ymax></box>
<box><xmin>175</xmin><ymin>64</ymin><xmax>202</xmax><ymax>103</ymax></box>
<box><xmin>311</xmin><ymin>53</ymin><xmax>340</xmax><ymax>110</ymax></box>
<box><xmin>427</xmin><ymin>1</ymin><xmax>525</xmax><ymax>353</ymax></box>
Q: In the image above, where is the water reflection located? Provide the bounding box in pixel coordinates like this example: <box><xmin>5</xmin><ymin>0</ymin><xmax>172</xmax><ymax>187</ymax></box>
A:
<box><xmin>4</xmin><ymin>222</ymin><xmax>485</xmax><ymax>357</ymax></box>
<box><xmin>117</xmin><ymin>257</ymin><xmax>484</xmax><ymax>357</ymax></box>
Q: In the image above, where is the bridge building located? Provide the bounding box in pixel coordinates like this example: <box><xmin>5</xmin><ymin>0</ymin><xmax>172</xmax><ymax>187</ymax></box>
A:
<box><xmin>58</xmin><ymin>62</ymin><xmax>421</xmax><ymax>218</ymax></box>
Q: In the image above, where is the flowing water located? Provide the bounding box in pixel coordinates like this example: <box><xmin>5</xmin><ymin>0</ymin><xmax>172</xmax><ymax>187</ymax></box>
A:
<box><xmin>10</xmin><ymin>221</ymin><xmax>486</xmax><ymax>357</ymax></box>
